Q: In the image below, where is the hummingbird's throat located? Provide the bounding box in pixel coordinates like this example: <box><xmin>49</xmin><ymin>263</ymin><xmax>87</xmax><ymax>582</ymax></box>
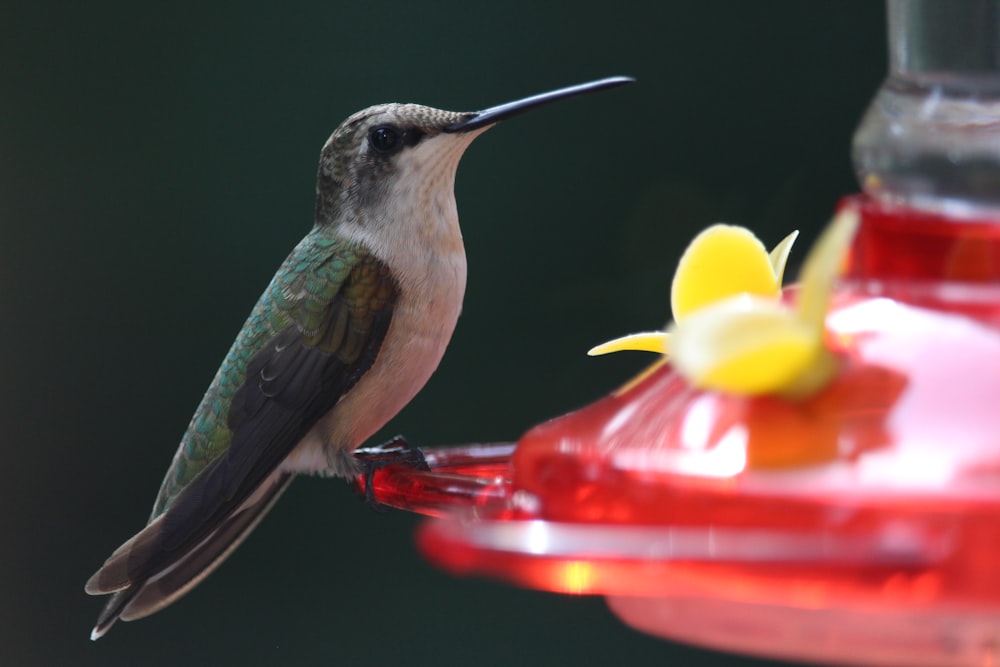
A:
<box><xmin>390</xmin><ymin>130</ymin><xmax>479</xmax><ymax>239</ymax></box>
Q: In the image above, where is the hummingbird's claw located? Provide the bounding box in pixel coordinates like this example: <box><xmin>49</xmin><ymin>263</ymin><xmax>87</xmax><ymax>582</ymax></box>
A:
<box><xmin>353</xmin><ymin>435</ymin><xmax>431</xmax><ymax>509</ymax></box>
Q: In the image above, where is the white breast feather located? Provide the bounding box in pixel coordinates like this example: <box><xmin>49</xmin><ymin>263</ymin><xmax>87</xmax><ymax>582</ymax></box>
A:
<box><xmin>282</xmin><ymin>131</ymin><xmax>481</xmax><ymax>476</ymax></box>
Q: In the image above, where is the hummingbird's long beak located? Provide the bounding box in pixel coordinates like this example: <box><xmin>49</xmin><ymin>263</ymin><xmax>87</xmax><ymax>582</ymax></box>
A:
<box><xmin>443</xmin><ymin>76</ymin><xmax>634</xmax><ymax>133</ymax></box>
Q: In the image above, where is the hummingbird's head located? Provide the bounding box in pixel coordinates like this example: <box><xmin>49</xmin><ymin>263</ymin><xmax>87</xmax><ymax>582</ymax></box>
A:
<box><xmin>314</xmin><ymin>103</ymin><xmax>479</xmax><ymax>226</ymax></box>
<box><xmin>313</xmin><ymin>77</ymin><xmax>635</xmax><ymax>227</ymax></box>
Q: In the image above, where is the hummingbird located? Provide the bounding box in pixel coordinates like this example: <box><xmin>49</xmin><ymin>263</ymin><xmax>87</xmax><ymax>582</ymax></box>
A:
<box><xmin>85</xmin><ymin>76</ymin><xmax>633</xmax><ymax>639</ymax></box>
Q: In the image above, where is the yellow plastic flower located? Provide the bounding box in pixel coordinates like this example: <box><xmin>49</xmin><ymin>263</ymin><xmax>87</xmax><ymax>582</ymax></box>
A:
<box><xmin>589</xmin><ymin>224</ymin><xmax>798</xmax><ymax>356</ymax></box>
<box><xmin>589</xmin><ymin>209</ymin><xmax>858</xmax><ymax>398</ymax></box>
<box><xmin>672</xmin><ymin>224</ymin><xmax>799</xmax><ymax>321</ymax></box>
<box><xmin>588</xmin><ymin>225</ymin><xmax>798</xmax><ymax>357</ymax></box>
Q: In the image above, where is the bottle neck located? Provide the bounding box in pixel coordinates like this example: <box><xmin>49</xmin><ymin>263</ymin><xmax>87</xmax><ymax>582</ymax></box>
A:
<box><xmin>852</xmin><ymin>0</ymin><xmax>1000</xmax><ymax>218</ymax></box>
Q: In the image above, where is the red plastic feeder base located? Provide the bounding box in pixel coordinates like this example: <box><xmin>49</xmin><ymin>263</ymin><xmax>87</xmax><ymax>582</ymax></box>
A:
<box><xmin>361</xmin><ymin>195</ymin><xmax>1000</xmax><ymax>666</ymax></box>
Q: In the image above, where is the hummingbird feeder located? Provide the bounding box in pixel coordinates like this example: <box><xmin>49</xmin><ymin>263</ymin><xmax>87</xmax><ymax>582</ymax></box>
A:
<box><xmin>356</xmin><ymin>2</ymin><xmax>1000</xmax><ymax>665</ymax></box>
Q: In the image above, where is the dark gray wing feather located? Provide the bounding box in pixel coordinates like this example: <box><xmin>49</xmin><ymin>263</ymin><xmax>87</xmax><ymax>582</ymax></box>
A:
<box><xmin>87</xmin><ymin>252</ymin><xmax>397</xmax><ymax>636</ymax></box>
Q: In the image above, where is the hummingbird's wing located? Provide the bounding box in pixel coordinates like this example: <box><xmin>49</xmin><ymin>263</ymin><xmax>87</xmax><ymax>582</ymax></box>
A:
<box><xmin>86</xmin><ymin>235</ymin><xmax>397</xmax><ymax>637</ymax></box>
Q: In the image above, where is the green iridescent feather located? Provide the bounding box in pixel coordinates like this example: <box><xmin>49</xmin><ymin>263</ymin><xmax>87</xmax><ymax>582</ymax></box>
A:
<box><xmin>149</xmin><ymin>228</ymin><xmax>394</xmax><ymax>518</ymax></box>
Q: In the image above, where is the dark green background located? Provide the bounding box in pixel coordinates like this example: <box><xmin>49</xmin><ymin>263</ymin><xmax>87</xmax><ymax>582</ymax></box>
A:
<box><xmin>1</xmin><ymin>2</ymin><xmax>885</xmax><ymax>665</ymax></box>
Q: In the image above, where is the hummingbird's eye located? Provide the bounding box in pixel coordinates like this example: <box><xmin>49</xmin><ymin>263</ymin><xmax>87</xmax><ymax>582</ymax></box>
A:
<box><xmin>369</xmin><ymin>126</ymin><xmax>403</xmax><ymax>154</ymax></box>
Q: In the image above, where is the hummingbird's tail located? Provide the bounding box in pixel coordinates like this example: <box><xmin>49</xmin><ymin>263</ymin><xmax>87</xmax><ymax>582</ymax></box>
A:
<box><xmin>87</xmin><ymin>471</ymin><xmax>294</xmax><ymax>639</ymax></box>
<box><xmin>90</xmin><ymin>589</ymin><xmax>139</xmax><ymax>640</ymax></box>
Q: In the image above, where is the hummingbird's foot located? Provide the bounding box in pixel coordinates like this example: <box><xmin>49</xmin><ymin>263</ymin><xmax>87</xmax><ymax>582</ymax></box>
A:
<box><xmin>353</xmin><ymin>435</ymin><xmax>431</xmax><ymax>509</ymax></box>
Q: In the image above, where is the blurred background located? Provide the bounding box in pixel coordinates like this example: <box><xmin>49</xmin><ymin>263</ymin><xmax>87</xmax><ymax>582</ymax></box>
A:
<box><xmin>1</xmin><ymin>2</ymin><xmax>885</xmax><ymax>665</ymax></box>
